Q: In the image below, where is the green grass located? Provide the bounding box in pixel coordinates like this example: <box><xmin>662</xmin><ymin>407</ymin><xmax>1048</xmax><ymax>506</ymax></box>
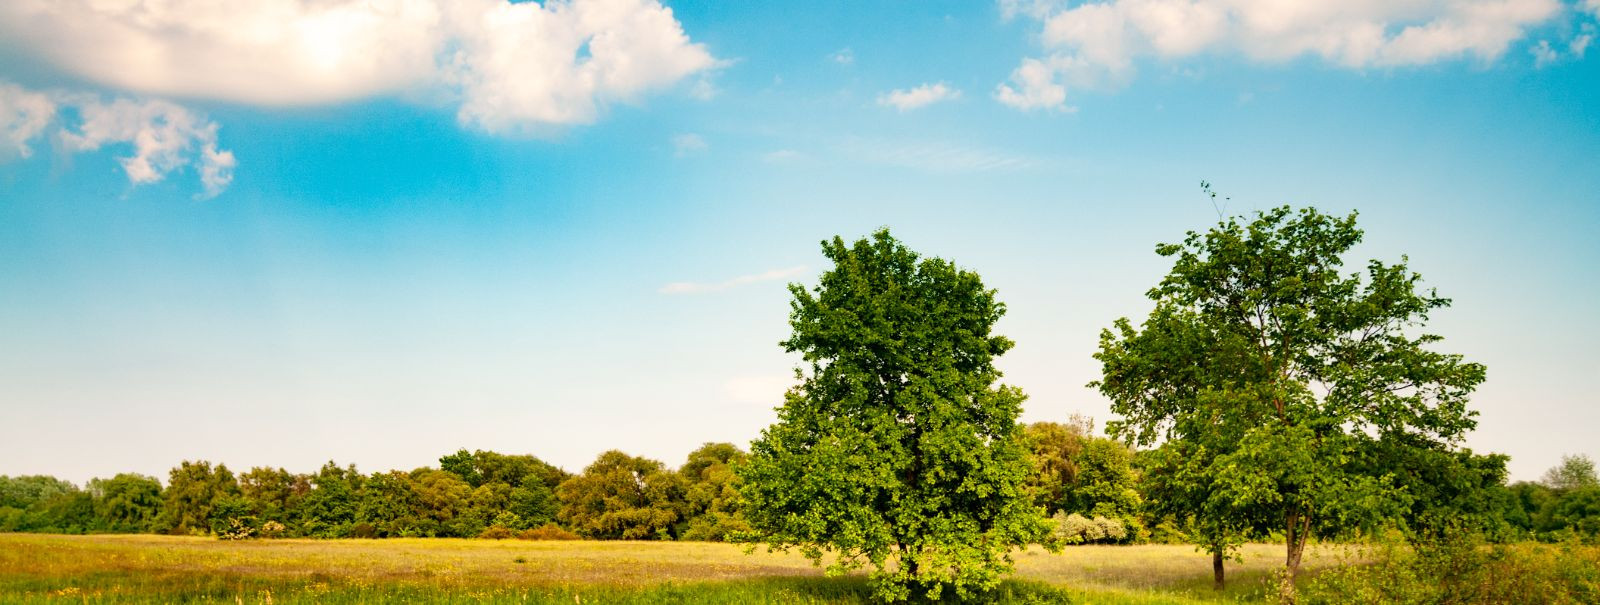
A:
<box><xmin>0</xmin><ymin>533</ymin><xmax>1337</xmax><ymax>603</ymax></box>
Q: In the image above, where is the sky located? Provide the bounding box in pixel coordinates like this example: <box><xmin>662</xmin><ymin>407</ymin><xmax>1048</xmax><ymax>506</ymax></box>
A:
<box><xmin>1</xmin><ymin>0</ymin><xmax>1597</xmax><ymax>485</ymax></box>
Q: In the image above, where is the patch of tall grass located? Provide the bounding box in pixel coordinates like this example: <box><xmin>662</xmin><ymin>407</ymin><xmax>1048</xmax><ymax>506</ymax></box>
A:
<box><xmin>1304</xmin><ymin>537</ymin><xmax>1600</xmax><ymax>604</ymax></box>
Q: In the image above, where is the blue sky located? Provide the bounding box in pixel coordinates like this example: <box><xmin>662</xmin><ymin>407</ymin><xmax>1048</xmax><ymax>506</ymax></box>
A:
<box><xmin>1</xmin><ymin>0</ymin><xmax>1597</xmax><ymax>484</ymax></box>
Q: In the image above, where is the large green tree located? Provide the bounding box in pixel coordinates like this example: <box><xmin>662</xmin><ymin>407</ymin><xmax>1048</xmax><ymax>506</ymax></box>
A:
<box><xmin>556</xmin><ymin>450</ymin><xmax>686</xmax><ymax>540</ymax></box>
<box><xmin>1542</xmin><ymin>454</ymin><xmax>1598</xmax><ymax>492</ymax></box>
<box><xmin>155</xmin><ymin>461</ymin><xmax>239</xmax><ymax>535</ymax></box>
<box><xmin>679</xmin><ymin>442</ymin><xmax>749</xmax><ymax>541</ymax></box>
<box><xmin>740</xmin><ymin>230</ymin><xmax>1047</xmax><ymax>602</ymax></box>
<box><xmin>87</xmin><ymin>473</ymin><xmax>163</xmax><ymax>532</ymax></box>
<box><xmin>1094</xmin><ymin>206</ymin><xmax>1487</xmax><ymax>590</ymax></box>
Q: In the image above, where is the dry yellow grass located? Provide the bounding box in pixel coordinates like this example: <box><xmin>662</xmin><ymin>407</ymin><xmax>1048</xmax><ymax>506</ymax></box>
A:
<box><xmin>0</xmin><ymin>533</ymin><xmax>1339</xmax><ymax>603</ymax></box>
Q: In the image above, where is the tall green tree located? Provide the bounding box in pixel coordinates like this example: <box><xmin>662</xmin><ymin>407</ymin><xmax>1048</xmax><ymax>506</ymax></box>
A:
<box><xmin>1542</xmin><ymin>454</ymin><xmax>1598</xmax><ymax>492</ymax></box>
<box><xmin>0</xmin><ymin>476</ymin><xmax>76</xmax><ymax>510</ymax></box>
<box><xmin>299</xmin><ymin>462</ymin><xmax>362</xmax><ymax>537</ymax></box>
<box><xmin>408</xmin><ymin>468</ymin><xmax>474</xmax><ymax>536</ymax></box>
<box><xmin>155</xmin><ymin>461</ymin><xmax>238</xmax><ymax>535</ymax></box>
<box><xmin>740</xmin><ymin>230</ymin><xmax>1047</xmax><ymax>602</ymax></box>
<box><xmin>679</xmin><ymin>442</ymin><xmax>749</xmax><ymax>541</ymax></box>
<box><xmin>237</xmin><ymin>467</ymin><xmax>308</xmax><ymax>529</ymax></box>
<box><xmin>87</xmin><ymin>473</ymin><xmax>163</xmax><ymax>532</ymax></box>
<box><xmin>1022</xmin><ymin>419</ymin><xmax>1140</xmax><ymax>521</ymax></box>
<box><xmin>1094</xmin><ymin>206</ymin><xmax>1487</xmax><ymax>590</ymax></box>
<box><xmin>556</xmin><ymin>450</ymin><xmax>686</xmax><ymax>540</ymax></box>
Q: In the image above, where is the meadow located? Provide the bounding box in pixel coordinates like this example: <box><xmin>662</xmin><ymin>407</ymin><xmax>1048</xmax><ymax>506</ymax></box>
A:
<box><xmin>0</xmin><ymin>533</ymin><xmax>1338</xmax><ymax>604</ymax></box>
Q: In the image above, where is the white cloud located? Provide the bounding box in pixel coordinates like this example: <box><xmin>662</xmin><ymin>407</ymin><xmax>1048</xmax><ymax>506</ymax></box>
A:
<box><xmin>877</xmin><ymin>82</ymin><xmax>962</xmax><ymax>111</ymax></box>
<box><xmin>1588</xmin><ymin>0</ymin><xmax>1600</xmax><ymax>18</ymax></box>
<box><xmin>0</xmin><ymin>81</ymin><xmax>233</xmax><ymax>198</ymax></box>
<box><xmin>1530</xmin><ymin>39</ymin><xmax>1560</xmax><ymax>66</ymax></box>
<box><xmin>659</xmin><ymin>266</ymin><xmax>807</xmax><ymax>295</ymax></box>
<box><xmin>1573</xmin><ymin>33</ymin><xmax>1594</xmax><ymax>58</ymax></box>
<box><xmin>999</xmin><ymin>0</ymin><xmax>1066</xmax><ymax>20</ymax></box>
<box><xmin>672</xmin><ymin>133</ymin><xmax>707</xmax><ymax>156</ymax></box>
<box><xmin>996</xmin><ymin>57</ymin><xmax>1072</xmax><ymax>110</ymax></box>
<box><xmin>689</xmin><ymin>77</ymin><xmax>719</xmax><ymax>101</ymax></box>
<box><xmin>762</xmin><ymin>149</ymin><xmax>806</xmax><ymax>164</ymax></box>
<box><xmin>831</xmin><ymin>48</ymin><xmax>856</xmax><ymax>64</ymax></box>
<box><xmin>999</xmin><ymin>0</ymin><xmax>1566</xmax><ymax>111</ymax></box>
<box><xmin>0</xmin><ymin>83</ymin><xmax>55</xmax><ymax>159</ymax></box>
<box><xmin>0</xmin><ymin>0</ymin><xmax>716</xmax><ymax>134</ymax></box>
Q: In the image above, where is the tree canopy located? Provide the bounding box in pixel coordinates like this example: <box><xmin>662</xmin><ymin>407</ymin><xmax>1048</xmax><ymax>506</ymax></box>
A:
<box><xmin>1094</xmin><ymin>206</ymin><xmax>1488</xmax><ymax>589</ymax></box>
<box><xmin>740</xmin><ymin>229</ymin><xmax>1046</xmax><ymax>602</ymax></box>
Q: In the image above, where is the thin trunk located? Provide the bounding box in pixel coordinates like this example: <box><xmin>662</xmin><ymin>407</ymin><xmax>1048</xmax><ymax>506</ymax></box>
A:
<box><xmin>1212</xmin><ymin>550</ymin><xmax>1225</xmax><ymax>590</ymax></box>
<box><xmin>1283</xmin><ymin>508</ymin><xmax>1309</xmax><ymax>603</ymax></box>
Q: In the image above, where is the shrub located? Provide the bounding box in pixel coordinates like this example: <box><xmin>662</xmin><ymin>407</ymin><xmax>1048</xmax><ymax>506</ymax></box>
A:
<box><xmin>517</xmin><ymin>523</ymin><xmax>579</xmax><ymax>541</ymax></box>
<box><xmin>258</xmin><ymin>520</ymin><xmax>287</xmax><ymax>538</ymax></box>
<box><xmin>1052</xmin><ymin>512</ymin><xmax>1126</xmax><ymax>545</ymax></box>
<box><xmin>1306</xmin><ymin>535</ymin><xmax>1600</xmax><ymax>604</ymax></box>
<box><xmin>478</xmin><ymin>525</ymin><xmax>514</xmax><ymax>540</ymax></box>
<box><xmin>216</xmin><ymin>518</ymin><xmax>256</xmax><ymax>540</ymax></box>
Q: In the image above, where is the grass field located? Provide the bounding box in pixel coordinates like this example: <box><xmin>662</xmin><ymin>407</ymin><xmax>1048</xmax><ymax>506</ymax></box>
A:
<box><xmin>0</xmin><ymin>533</ymin><xmax>1349</xmax><ymax>603</ymax></box>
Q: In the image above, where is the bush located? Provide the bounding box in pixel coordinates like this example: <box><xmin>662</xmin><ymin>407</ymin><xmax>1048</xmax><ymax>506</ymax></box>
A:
<box><xmin>517</xmin><ymin>523</ymin><xmax>580</xmax><ymax>541</ymax></box>
<box><xmin>1306</xmin><ymin>535</ymin><xmax>1600</xmax><ymax>604</ymax></box>
<box><xmin>478</xmin><ymin>525</ymin><xmax>515</xmax><ymax>540</ymax></box>
<box><xmin>259</xmin><ymin>520</ymin><xmax>287</xmax><ymax>538</ymax></box>
<box><xmin>1052</xmin><ymin>512</ymin><xmax>1127</xmax><ymax>545</ymax></box>
<box><xmin>216</xmin><ymin>518</ymin><xmax>256</xmax><ymax>540</ymax></box>
<box><xmin>680</xmin><ymin>512</ymin><xmax>751</xmax><ymax>542</ymax></box>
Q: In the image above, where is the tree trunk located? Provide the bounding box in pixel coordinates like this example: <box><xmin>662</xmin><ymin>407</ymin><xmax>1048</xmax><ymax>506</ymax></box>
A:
<box><xmin>1283</xmin><ymin>509</ymin><xmax>1310</xmax><ymax>603</ymax></box>
<box><xmin>1212</xmin><ymin>551</ymin><xmax>1225</xmax><ymax>590</ymax></box>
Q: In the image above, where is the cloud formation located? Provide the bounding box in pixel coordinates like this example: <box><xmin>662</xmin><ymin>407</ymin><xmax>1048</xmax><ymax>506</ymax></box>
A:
<box><xmin>998</xmin><ymin>0</ymin><xmax>1569</xmax><ymax>110</ymax></box>
<box><xmin>672</xmin><ymin>133</ymin><xmax>707</xmax><ymax>157</ymax></box>
<box><xmin>0</xmin><ymin>0</ymin><xmax>716</xmax><ymax>134</ymax></box>
<box><xmin>877</xmin><ymin>82</ymin><xmax>962</xmax><ymax>111</ymax></box>
<box><xmin>0</xmin><ymin>83</ymin><xmax>55</xmax><ymax>159</ymax></box>
<box><xmin>0</xmin><ymin>82</ymin><xmax>234</xmax><ymax>198</ymax></box>
<box><xmin>659</xmin><ymin>266</ymin><xmax>807</xmax><ymax>295</ymax></box>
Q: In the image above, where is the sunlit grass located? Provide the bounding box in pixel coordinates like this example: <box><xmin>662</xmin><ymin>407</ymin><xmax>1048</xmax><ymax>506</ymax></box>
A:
<box><xmin>0</xmin><ymin>533</ymin><xmax>1337</xmax><ymax>603</ymax></box>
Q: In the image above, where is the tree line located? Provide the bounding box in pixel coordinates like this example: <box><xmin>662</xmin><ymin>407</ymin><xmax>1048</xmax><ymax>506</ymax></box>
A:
<box><xmin>0</xmin><ymin>445</ymin><xmax>748</xmax><ymax>541</ymax></box>
<box><xmin>3</xmin><ymin>427</ymin><xmax>1591</xmax><ymax>545</ymax></box>
<box><xmin>3</xmin><ymin>204</ymin><xmax>1598</xmax><ymax>601</ymax></box>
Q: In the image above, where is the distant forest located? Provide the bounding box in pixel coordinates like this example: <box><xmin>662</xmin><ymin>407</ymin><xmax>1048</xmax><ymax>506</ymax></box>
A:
<box><xmin>1</xmin><ymin>422</ymin><xmax>1595</xmax><ymax>544</ymax></box>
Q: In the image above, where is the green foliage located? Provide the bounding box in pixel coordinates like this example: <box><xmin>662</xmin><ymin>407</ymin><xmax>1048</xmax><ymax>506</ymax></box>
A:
<box><xmin>1495</xmin><ymin>456</ymin><xmax>1600</xmax><ymax>541</ymax></box>
<box><xmin>355</xmin><ymin>471</ymin><xmax>422</xmax><ymax>537</ymax></box>
<box><xmin>155</xmin><ymin>461</ymin><xmax>238</xmax><ymax>535</ymax></box>
<box><xmin>1021</xmin><ymin>419</ymin><xmax>1141</xmax><ymax>540</ymax></box>
<box><xmin>408</xmin><ymin>468</ymin><xmax>476</xmax><ymax>536</ymax></box>
<box><xmin>440</xmin><ymin>449</ymin><xmax>569</xmax><ymax>491</ymax></box>
<box><xmin>1544</xmin><ymin>488</ymin><xmax>1600</xmax><ymax>537</ymax></box>
<box><xmin>0</xmin><ymin>476</ymin><xmax>76</xmax><ymax>510</ymax></box>
<box><xmin>1365</xmin><ymin>444</ymin><xmax>1510</xmax><ymax>541</ymax></box>
<box><xmin>1542</xmin><ymin>454</ymin><xmax>1599</xmax><ymax>492</ymax></box>
<box><xmin>1050</xmin><ymin>512</ymin><xmax>1127</xmax><ymax>545</ymax></box>
<box><xmin>237</xmin><ymin>467</ymin><xmax>307</xmax><ymax>528</ymax></box>
<box><xmin>298</xmin><ymin>462</ymin><xmax>362</xmax><ymax>538</ymax></box>
<box><xmin>1305</xmin><ymin>534</ymin><xmax>1600</xmax><ymax>604</ymax></box>
<box><xmin>1095</xmin><ymin>205</ymin><xmax>1489</xmax><ymax>587</ymax></box>
<box><xmin>679</xmin><ymin>442</ymin><xmax>750</xmax><ymax>542</ymax></box>
<box><xmin>210</xmin><ymin>496</ymin><xmax>259</xmax><ymax>539</ymax></box>
<box><xmin>740</xmin><ymin>229</ymin><xmax>1048</xmax><ymax>602</ymax></box>
<box><xmin>557</xmin><ymin>450</ymin><xmax>687</xmax><ymax>540</ymax></box>
<box><xmin>87</xmin><ymin>474</ymin><xmax>163</xmax><ymax>532</ymax></box>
